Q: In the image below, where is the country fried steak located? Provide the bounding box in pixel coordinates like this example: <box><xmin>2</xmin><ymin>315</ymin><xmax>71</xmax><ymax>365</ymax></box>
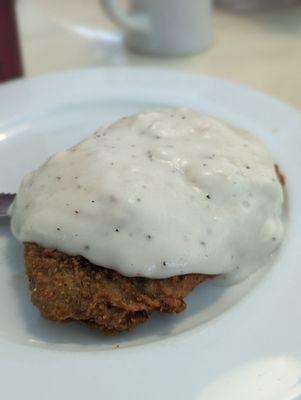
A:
<box><xmin>23</xmin><ymin>165</ymin><xmax>284</xmax><ymax>335</ymax></box>
<box><xmin>24</xmin><ymin>243</ymin><xmax>209</xmax><ymax>335</ymax></box>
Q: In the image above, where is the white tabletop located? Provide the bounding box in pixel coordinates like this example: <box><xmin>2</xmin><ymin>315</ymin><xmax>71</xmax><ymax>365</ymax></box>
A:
<box><xmin>16</xmin><ymin>0</ymin><xmax>301</xmax><ymax>110</ymax></box>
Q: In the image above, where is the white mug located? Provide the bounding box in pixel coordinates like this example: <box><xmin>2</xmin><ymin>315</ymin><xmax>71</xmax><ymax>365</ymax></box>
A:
<box><xmin>100</xmin><ymin>0</ymin><xmax>212</xmax><ymax>56</ymax></box>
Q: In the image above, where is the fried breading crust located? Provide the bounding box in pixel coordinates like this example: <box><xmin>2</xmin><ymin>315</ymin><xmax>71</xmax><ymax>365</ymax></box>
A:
<box><xmin>275</xmin><ymin>164</ymin><xmax>285</xmax><ymax>186</ymax></box>
<box><xmin>24</xmin><ymin>243</ymin><xmax>208</xmax><ymax>335</ymax></box>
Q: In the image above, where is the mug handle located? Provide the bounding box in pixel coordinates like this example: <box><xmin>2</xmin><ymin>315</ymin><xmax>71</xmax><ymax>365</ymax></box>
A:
<box><xmin>100</xmin><ymin>0</ymin><xmax>149</xmax><ymax>32</ymax></box>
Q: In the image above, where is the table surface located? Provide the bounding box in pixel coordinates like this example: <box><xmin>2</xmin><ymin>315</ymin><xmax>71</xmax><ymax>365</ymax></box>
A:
<box><xmin>16</xmin><ymin>0</ymin><xmax>301</xmax><ymax>110</ymax></box>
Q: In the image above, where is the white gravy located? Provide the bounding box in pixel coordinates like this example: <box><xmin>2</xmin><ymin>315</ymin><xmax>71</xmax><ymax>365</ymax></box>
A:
<box><xmin>10</xmin><ymin>109</ymin><xmax>284</xmax><ymax>281</ymax></box>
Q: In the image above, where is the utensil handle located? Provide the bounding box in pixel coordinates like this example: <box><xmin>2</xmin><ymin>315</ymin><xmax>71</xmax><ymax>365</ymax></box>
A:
<box><xmin>100</xmin><ymin>0</ymin><xmax>149</xmax><ymax>32</ymax></box>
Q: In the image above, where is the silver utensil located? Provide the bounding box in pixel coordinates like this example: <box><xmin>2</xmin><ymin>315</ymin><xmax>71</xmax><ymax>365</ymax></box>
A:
<box><xmin>0</xmin><ymin>193</ymin><xmax>16</xmax><ymax>217</ymax></box>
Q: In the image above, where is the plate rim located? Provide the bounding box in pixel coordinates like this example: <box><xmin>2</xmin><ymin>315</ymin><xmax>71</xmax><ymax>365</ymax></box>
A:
<box><xmin>0</xmin><ymin>67</ymin><xmax>300</xmax><ymax>400</ymax></box>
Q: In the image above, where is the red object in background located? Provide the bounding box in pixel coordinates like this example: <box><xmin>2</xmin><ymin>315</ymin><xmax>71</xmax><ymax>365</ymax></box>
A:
<box><xmin>0</xmin><ymin>0</ymin><xmax>23</xmax><ymax>82</ymax></box>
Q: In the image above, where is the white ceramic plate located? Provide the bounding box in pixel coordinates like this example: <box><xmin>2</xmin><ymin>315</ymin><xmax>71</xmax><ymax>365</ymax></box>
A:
<box><xmin>0</xmin><ymin>68</ymin><xmax>300</xmax><ymax>400</ymax></box>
